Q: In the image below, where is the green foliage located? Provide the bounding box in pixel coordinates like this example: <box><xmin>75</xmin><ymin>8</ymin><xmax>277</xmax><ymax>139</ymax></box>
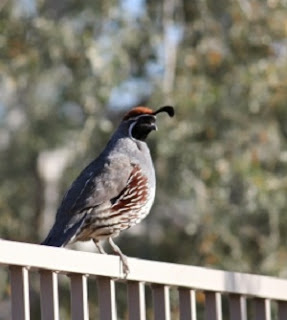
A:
<box><xmin>1</xmin><ymin>0</ymin><xmax>287</xmax><ymax>316</ymax></box>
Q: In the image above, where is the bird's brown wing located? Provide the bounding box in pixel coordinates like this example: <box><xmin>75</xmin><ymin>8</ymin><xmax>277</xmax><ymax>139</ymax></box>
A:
<box><xmin>64</xmin><ymin>154</ymin><xmax>134</xmax><ymax>215</ymax></box>
<box><xmin>42</xmin><ymin>154</ymin><xmax>133</xmax><ymax>247</ymax></box>
<box><xmin>74</xmin><ymin>164</ymin><xmax>150</xmax><ymax>242</ymax></box>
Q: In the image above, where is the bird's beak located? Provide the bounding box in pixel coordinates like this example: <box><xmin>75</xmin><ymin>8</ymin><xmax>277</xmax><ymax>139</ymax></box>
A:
<box><xmin>151</xmin><ymin>123</ymin><xmax>158</xmax><ymax>131</ymax></box>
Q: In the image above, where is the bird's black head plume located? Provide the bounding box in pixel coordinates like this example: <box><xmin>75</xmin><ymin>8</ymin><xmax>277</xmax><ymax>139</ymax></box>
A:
<box><xmin>153</xmin><ymin>105</ymin><xmax>175</xmax><ymax>118</ymax></box>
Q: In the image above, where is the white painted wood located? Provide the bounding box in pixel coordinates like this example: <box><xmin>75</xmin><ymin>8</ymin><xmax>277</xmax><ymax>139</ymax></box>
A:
<box><xmin>254</xmin><ymin>298</ymin><xmax>271</xmax><ymax>320</ymax></box>
<box><xmin>205</xmin><ymin>291</ymin><xmax>222</xmax><ymax>320</ymax></box>
<box><xmin>127</xmin><ymin>281</ymin><xmax>146</xmax><ymax>320</ymax></box>
<box><xmin>152</xmin><ymin>284</ymin><xmax>170</xmax><ymax>320</ymax></box>
<box><xmin>97</xmin><ymin>277</ymin><xmax>117</xmax><ymax>320</ymax></box>
<box><xmin>1</xmin><ymin>240</ymin><xmax>121</xmax><ymax>278</ymax></box>
<box><xmin>10</xmin><ymin>266</ymin><xmax>30</xmax><ymax>320</ymax></box>
<box><xmin>70</xmin><ymin>274</ymin><xmax>89</xmax><ymax>320</ymax></box>
<box><xmin>40</xmin><ymin>270</ymin><xmax>59</xmax><ymax>320</ymax></box>
<box><xmin>2</xmin><ymin>240</ymin><xmax>287</xmax><ymax>301</ymax></box>
<box><xmin>178</xmin><ymin>288</ymin><xmax>197</xmax><ymax>320</ymax></box>
<box><xmin>229</xmin><ymin>294</ymin><xmax>247</xmax><ymax>320</ymax></box>
<box><xmin>278</xmin><ymin>301</ymin><xmax>287</xmax><ymax>320</ymax></box>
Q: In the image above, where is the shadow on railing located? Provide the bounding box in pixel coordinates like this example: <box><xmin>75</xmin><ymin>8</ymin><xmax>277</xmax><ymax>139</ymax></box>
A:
<box><xmin>1</xmin><ymin>239</ymin><xmax>287</xmax><ymax>319</ymax></box>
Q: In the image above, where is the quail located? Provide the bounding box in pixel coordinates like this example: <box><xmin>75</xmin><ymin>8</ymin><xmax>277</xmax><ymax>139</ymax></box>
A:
<box><xmin>41</xmin><ymin>105</ymin><xmax>174</xmax><ymax>275</ymax></box>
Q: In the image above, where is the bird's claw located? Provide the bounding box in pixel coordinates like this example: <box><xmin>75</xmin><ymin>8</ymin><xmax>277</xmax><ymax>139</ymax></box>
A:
<box><xmin>108</xmin><ymin>237</ymin><xmax>130</xmax><ymax>278</ymax></box>
<box><xmin>120</xmin><ymin>255</ymin><xmax>130</xmax><ymax>278</ymax></box>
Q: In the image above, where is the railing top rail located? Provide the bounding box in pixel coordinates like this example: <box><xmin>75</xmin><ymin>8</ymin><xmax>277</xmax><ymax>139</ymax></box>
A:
<box><xmin>1</xmin><ymin>239</ymin><xmax>287</xmax><ymax>301</ymax></box>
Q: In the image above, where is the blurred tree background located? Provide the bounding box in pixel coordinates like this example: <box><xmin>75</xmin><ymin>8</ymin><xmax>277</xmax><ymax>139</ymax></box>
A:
<box><xmin>1</xmin><ymin>0</ymin><xmax>287</xmax><ymax>317</ymax></box>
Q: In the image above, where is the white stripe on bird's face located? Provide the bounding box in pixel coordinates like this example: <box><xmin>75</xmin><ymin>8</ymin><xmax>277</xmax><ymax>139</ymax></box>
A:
<box><xmin>127</xmin><ymin>114</ymin><xmax>157</xmax><ymax>141</ymax></box>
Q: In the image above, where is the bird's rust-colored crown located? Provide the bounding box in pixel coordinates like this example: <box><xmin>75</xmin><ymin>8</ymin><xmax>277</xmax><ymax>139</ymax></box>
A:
<box><xmin>123</xmin><ymin>106</ymin><xmax>154</xmax><ymax>121</ymax></box>
<box><xmin>123</xmin><ymin>105</ymin><xmax>175</xmax><ymax>121</ymax></box>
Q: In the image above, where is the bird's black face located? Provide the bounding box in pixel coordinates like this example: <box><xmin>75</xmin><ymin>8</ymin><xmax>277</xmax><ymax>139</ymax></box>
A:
<box><xmin>130</xmin><ymin>115</ymin><xmax>157</xmax><ymax>141</ymax></box>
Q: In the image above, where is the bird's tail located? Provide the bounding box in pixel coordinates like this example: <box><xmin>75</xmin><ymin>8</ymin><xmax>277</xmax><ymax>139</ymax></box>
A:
<box><xmin>41</xmin><ymin>214</ymin><xmax>87</xmax><ymax>247</ymax></box>
<box><xmin>41</xmin><ymin>229</ymin><xmax>71</xmax><ymax>247</ymax></box>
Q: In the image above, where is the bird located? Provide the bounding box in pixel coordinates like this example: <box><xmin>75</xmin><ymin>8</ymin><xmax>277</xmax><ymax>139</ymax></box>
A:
<box><xmin>41</xmin><ymin>105</ymin><xmax>174</xmax><ymax>276</ymax></box>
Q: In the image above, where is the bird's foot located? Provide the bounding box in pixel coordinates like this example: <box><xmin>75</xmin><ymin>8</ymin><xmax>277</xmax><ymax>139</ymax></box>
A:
<box><xmin>93</xmin><ymin>240</ymin><xmax>107</xmax><ymax>254</ymax></box>
<box><xmin>119</xmin><ymin>254</ymin><xmax>130</xmax><ymax>278</ymax></box>
<box><xmin>108</xmin><ymin>237</ymin><xmax>130</xmax><ymax>278</ymax></box>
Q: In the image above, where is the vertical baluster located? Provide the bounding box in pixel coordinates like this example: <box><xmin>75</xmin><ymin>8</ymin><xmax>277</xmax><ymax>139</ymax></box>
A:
<box><xmin>278</xmin><ymin>301</ymin><xmax>287</xmax><ymax>320</ymax></box>
<box><xmin>97</xmin><ymin>277</ymin><xmax>117</xmax><ymax>320</ymax></box>
<box><xmin>152</xmin><ymin>284</ymin><xmax>170</xmax><ymax>320</ymax></box>
<box><xmin>10</xmin><ymin>266</ymin><xmax>30</xmax><ymax>320</ymax></box>
<box><xmin>254</xmin><ymin>298</ymin><xmax>271</xmax><ymax>320</ymax></box>
<box><xmin>229</xmin><ymin>294</ymin><xmax>247</xmax><ymax>320</ymax></box>
<box><xmin>205</xmin><ymin>291</ymin><xmax>222</xmax><ymax>320</ymax></box>
<box><xmin>70</xmin><ymin>274</ymin><xmax>89</xmax><ymax>320</ymax></box>
<box><xmin>40</xmin><ymin>270</ymin><xmax>59</xmax><ymax>320</ymax></box>
<box><xmin>178</xmin><ymin>288</ymin><xmax>197</xmax><ymax>320</ymax></box>
<box><xmin>127</xmin><ymin>281</ymin><xmax>146</xmax><ymax>320</ymax></box>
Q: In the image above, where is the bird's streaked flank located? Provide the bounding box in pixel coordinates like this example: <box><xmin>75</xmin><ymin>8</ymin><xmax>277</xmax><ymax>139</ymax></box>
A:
<box><xmin>42</xmin><ymin>105</ymin><xmax>174</xmax><ymax>276</ymax></box>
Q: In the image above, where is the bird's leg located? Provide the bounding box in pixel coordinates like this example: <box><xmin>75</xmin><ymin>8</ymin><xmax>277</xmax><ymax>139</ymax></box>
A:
<box><xmin>93</xmin><ymin>239</ymin><xmax>107</xmax><ymax>254</ymax></box>
<box><xmin>108</xmin><ymin>237</ymin><xmax>130</xmax><ymax>277</ymax></box>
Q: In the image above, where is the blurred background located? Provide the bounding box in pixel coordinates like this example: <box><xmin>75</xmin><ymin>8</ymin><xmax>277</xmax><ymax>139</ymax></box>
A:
<box><xmin>1</xmin><ymin>0</ymin><xmax>287</xmax><ymax>318</ymax></box>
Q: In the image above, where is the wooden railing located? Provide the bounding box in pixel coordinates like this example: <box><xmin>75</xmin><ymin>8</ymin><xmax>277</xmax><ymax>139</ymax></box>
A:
<box><xmin>1</xmin><ymin>239</ymin><xmax>287</xmax><ymax>319</ymax></box>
